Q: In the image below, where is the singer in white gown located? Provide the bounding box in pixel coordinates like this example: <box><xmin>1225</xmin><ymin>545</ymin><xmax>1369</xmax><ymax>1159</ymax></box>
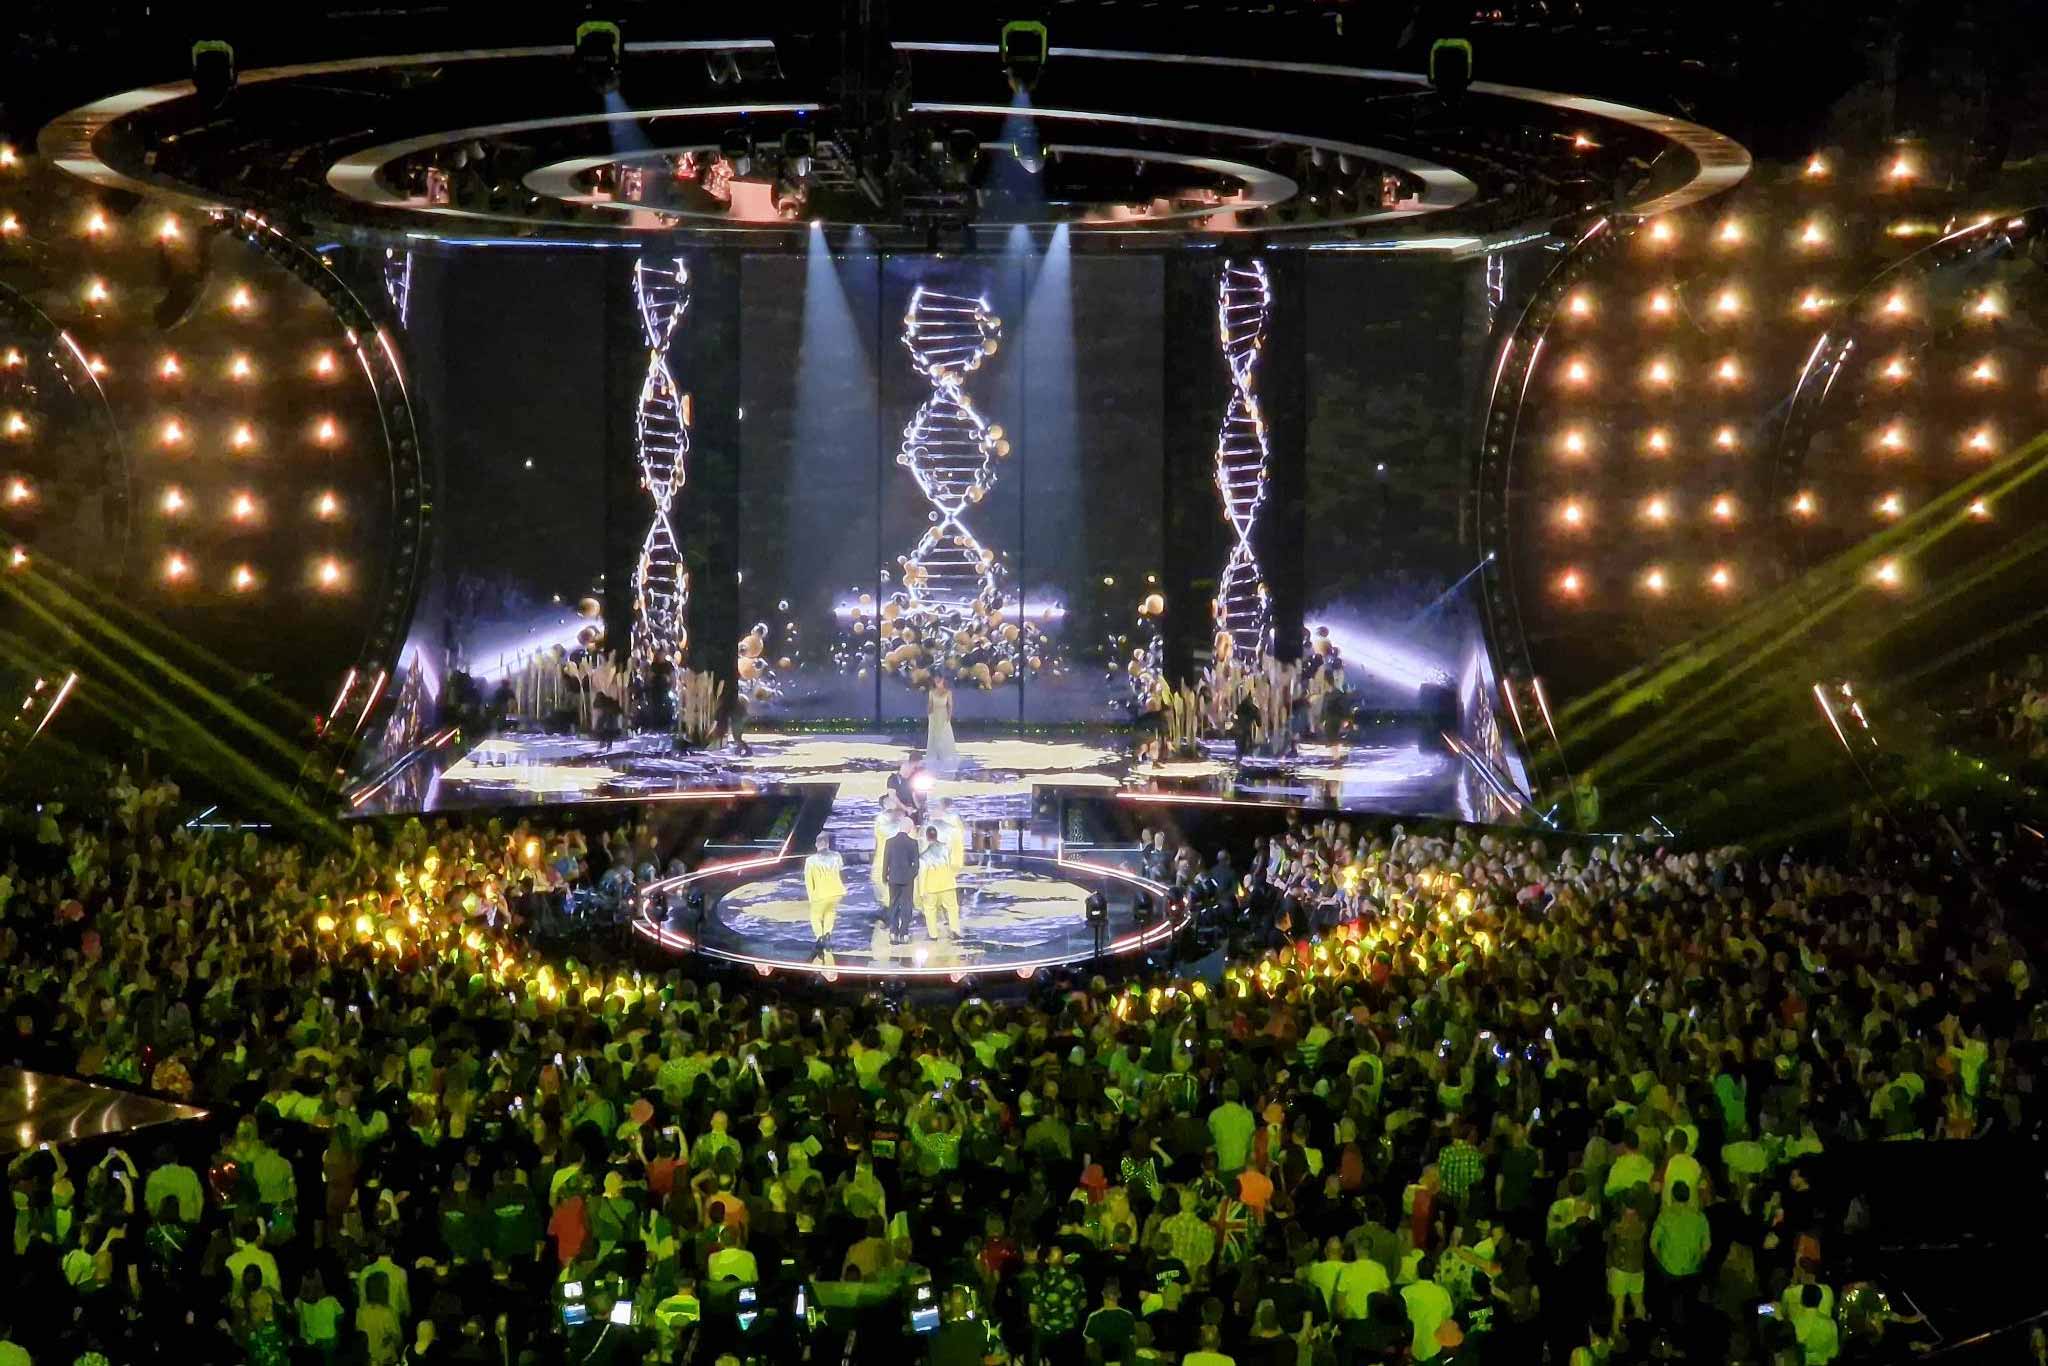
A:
<box><xmin>925</xmin><ymin>673</ymin><xmax>958</xmax><ymax>775</ymax></box>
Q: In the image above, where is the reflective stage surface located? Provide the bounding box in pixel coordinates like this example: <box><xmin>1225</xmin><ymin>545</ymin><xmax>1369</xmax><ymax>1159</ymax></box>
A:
<box><xmin>0</xmin><ymin>1068</ymin><xmax>207</xmax><ymax>1155</ymax></box>
<box><xmin>633</xmin><ymin>852</ymin><xmax>1178</xmax><ymax>981</ymax></box>
<box><xmin>352</xmin><ymin>723</ymin><xmax>1498</xmax><ymax>823</ymax></box>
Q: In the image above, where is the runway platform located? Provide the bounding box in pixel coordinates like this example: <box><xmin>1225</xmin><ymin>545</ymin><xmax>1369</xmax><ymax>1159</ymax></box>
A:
<box><xmin>631</xmin><ymin>850</ymin><xmax>1179</xmax><ymax>982</ymax></box>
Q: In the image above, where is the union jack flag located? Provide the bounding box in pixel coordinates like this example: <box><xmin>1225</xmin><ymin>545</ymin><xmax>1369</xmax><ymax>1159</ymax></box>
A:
<box><xmin>1212</xmin><ymin>1196</ymin><xmax>1258</xmax><ymax>1265</ymax></box>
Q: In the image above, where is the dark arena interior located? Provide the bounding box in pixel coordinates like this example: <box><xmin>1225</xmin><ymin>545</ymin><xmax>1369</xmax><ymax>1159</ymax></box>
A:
<box><xmin>2</xmin><ymin>1</ymin><xmax>2046</xmax><ymax>1363</ymax></box>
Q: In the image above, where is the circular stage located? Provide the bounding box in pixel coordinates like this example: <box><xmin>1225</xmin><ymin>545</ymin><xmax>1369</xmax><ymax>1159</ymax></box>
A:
<box><xmin>633</xmin><ymin>851</ymin><xmax>1178</xmax><ymax>982</ymax></box>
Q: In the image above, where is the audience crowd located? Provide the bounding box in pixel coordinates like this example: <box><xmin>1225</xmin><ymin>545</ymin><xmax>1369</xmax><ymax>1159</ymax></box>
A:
<box><xmin>1</xmin><ymin>768</ymin><xmax>2041</xmax><ymax>1366</ymax></box>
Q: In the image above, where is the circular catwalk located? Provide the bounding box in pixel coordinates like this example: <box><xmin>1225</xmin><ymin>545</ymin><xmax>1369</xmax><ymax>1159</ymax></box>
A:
<box><xmin>633</xmin><ymin>851</ymin><xmax>1178</xmax><ymax>982</ymax></box>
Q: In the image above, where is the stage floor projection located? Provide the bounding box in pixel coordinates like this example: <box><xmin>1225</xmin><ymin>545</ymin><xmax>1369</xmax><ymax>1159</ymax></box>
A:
<box><xmin>350</xmin><ymin>724</ymin><xmax>1497</xmax><ymax>822</ymax></box>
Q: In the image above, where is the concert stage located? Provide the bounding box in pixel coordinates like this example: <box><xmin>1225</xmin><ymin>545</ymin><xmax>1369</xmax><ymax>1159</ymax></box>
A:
<box><xmin>631</xmin><ymin>850</ymin><xmax>1178</xmax><ymax>982</ymax></box>
<box><xmin>349</xmin><ymin>723</ymin><xmax>1509</xmax><ymax>823</ymax></box>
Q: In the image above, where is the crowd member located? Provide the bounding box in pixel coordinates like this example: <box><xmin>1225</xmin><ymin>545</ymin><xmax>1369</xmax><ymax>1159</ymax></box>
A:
<box><xmin>1</xmin><ymin>772</ymin><xmax>2039</xmax><ymax>1366</ymax></box>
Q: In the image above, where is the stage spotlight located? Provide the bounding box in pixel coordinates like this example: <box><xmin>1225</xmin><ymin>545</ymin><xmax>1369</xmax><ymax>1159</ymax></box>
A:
<box><xmin>160</xmin><ymin>418</ymin><xmax>186</xmax><ymax>446</ymax></box>
<box><xmin>1804</xmin><ymin>155</ymin><xmax>1829</xmax><ymax>178</ymax></box>
<box><xmin>1647</xmin><ymin>290</ymin><xmax>1673</xmax><ymax>316</ymax></box>
<box><xmin>1965</xmin><ymin>425</ymin><xmax>1996</xmax><ymax>454</ymax></box>
<box><xmin>1132</xmin><ymin>892</ymin><xmax>1156</xmax><ymax>926</ymax></box>
<box><xmin>158</xmin><ymin>353</ymin><xmax>182</xmax><ymax>379</ymax></box>
<box><xmin>316</xmin><ymin>558</ymin><xmax>344</xmax><ymax>589</ymax></box>
<box><xmin>1714</xmin><ymin>426</ymin><xmax>1739</xmax><ymax>449</ymax></box>
<box><xmin>1799</xmin><ymin>220</ymin><xmax>1827</xmax><ymax>247</ymax></box>
<box><xmin>0</xmin><ymin>214</ymin><xmax>18</xmax><ymax>237</ymax></box>
<box><xmin>1566</xmin><ymin>292</ymin><xmax>1592</xmax><ymax>317</ymax></box>
<box><xmin>230</xmin><ymin>423</ymin><xmax>255</xmax><ymax>450</ymax></box>
<box><xmin>1644</xmin><ymin>428</ymin><xmax>1670</xmax><ymax>454</ymax></box>
<box><xmin>1557</xmin><ymin>568</ymin><xmax>1584</xmax><ymax>596</ymax></box>
<box><xmin>1558</xmin><ymin>499</ymin><xmax>1586</xmax><ymax>528</ymax></box>
<box><xmin>0</xmin><ymin>145</ymin><xmax>15</xmax><ymax>169</ymax></box>
<box><xmin>1563</xmin><ymin>358</ymin><xmax>1590</xmax><ymax>385</ymax></box>
<box><xmin>157</xmin><ymin>215</ymin><xmax>181</xmax><ymax>244</ymax></box>
<box><xmin>1886</xmin><ymin>154</ymin><xmax>1915</xmax><ymax>183</ymax></box>
<box><xmin>316</xmin><ymin>491</ymin><xmax>341</xmax><ymax>520</ymax></box>
<box><xmin>1716</xmin><ymin>219</ymin><xmax>1744</xmax><ymax>245</ymax></box>
<box><xmin>161</xmin><ymin>487</ymin><xmax>186</xmax><ymax>515</ymax></box>
<box><xmin>1644</xmin><ymin>358</ymin><xmax>1674</xmax><ymax>386</ymax></box>
<box><xmin>1646</xmin><ymin>219</ymin><xmax>1674</xmax><ymax>245</ymax></box>
<box><xmin>1881</xmin><ymin>291</ymin><xmax>1908</xmax><ymax>318</ymax></box>
<box><xmin>1873</xmin><ymin>558</ymin><xmax>1902</xmax><ymax>587</ymax></box>
<box><xmin>4</xmin><ymin>477</ymin><xmax>30</xmax><ymax>505</ymax></box>
<box><xmin>1791</xmin><ymin>491</ymin><xmax>1817</xmax><ymax>517</ymax></box>
<box><xmin>229</xmin><ymin>354</ymin><xmax>253</xmax><ymax>381</ymax></box>
<box><xmin>1084</xmin><ymin>891</ymin><xmax>1108</xmax><ymax>924</ymax></box>
<box><xmin>1969</xmin><ymin>357</ymin><xmax>1997</xmax><ymax>384</ymax></box>
<box><xmin>1798</xmin><ymin>291</ymin><xmax>1826</xmax><ymax>314</ymax></box>
<box><xmin>1707</xmin><ymin>564</ymin><xmax>1733</xmax><ymax>592</ymax></box>
<box><xmin>1560</xmin><ymin>429</ymin><xmax>1588</xmax><ymax>456</ymax></box>
<box><xmin>1</xmin><ymin>350</ymin><xmax>20</xmax><ymax>370</ymax></box>
<box><xmin>190</xmin><ymin>39</ymin><xmax>236</xmax><ymax>108</ymax></box>
<box><xmin>719</xmin><ymin>128</ymin><xmax>753</xmax><ymax>178</ymax></box>
<box><xmin>1710</xmin><ymin>494</ymin><xmax>1737</xmax><ymax>522</ymax></box>
<box><xmin>1713</xmin><ymin>288</ymin><xmax>1742</xmax><ymax>316</ymax></box>
<box><xmin>229</xmin><ymin>285</ymin><xmax>254</xmax><ymax>314</ymax></box>
<box><xmin>1876</xmin><ymin>492</ymin><xmax>1904</xmax><ymax>519</ymax></box>
<box><xmin>1642</xmin><ymin>567</ymin><xmax>1668</xmax><ymax>594</ymax></box>
<box><xmin>1714</xmin><ymin>357</ymin><xmax>1741</xmax><ymax>384</ymax></box>
<box><xmin>1000</xmin><ymin>20</ymin><xmax>1049</xmax><ymax>94</ymax></box>
<box><xmin>781</xmin><ymin>128</ymin><xmax>814</xmax><ymax>179</ymax></box>
<box><xmin>231</xmin><ymin>565</ymin><xmax>257</xmax><ymax>592</ymax></box>
<box><xmin>230</xmin><ymin>492</ymin><xmax>257</xmax><ymax>522</ymax></box>
<box><xmin>1972</xmin><ymin>293</ymin><xmax>2002</xmax><ymax>320</ymax></box>
<box><xmin>1881</xmin><ymin>355</ymin><xmax>1908</xmax><ymax>382</ymax></box>
<box><xmin>575</xmin><ymin>20</ymin><xmax>623</xmax><ymax>94</ymax></box>
<box><xmin>83</xmin><ymin>209</ymin><xmax>110</xmax><ymax>238</ymax></box>
<box><xmin>313</xmin><ymin>350</ymin><xmax>337</xmax><ymax>378</ymax></box>
<box><xmin>946</xmin><ymin>127</ymin><xmax>982</xmax><ymax>180</ymax></box>
<box><xmin>163</xmin><ymin>552</ymin><xmax>191</xmax><ymax>582</ymax></box>
<box><xmin>1642</xmin><ymin>495</ymin><xmax>1670</xmax><ymax>524</ymax></box>
<box><xmin>3</xmin><ymin>413</ymin><xmax>27</xmax><ymax>438</ymax></box>
<box><xmin>1877</xmin><ymin>423</ymin><xmax>1906</xmax><ymax>451</ymax></box>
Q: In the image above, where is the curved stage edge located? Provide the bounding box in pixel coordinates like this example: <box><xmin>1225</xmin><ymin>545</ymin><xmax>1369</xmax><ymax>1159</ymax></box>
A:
<box><xmin>631</xmin><ymin>852</ymin><xmax>1182</xmax><ymax>984</ymax></box>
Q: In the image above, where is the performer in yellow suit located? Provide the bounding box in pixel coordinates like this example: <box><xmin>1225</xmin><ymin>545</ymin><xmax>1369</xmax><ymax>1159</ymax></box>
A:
<box><xmin>803</xmin><ymin>834</ymin><xmax>845</xmax><ymax>945</ymax></box>
<box><xmin>917</xmin><ymin>824</ymin><xmax>960</xmax><ymax>941</ymax></box>
<box><xmin>932</xmin><ymin>797</ymin><xmax>966</xmax><ymax>870</ymax></box>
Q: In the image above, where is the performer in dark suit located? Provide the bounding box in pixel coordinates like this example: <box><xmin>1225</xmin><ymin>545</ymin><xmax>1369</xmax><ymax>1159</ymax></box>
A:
<box><xmin>882</xmin><ymin>820</ymin><xmax>922</xmax><ymax>944</ymax></box>
<box><xmin>887</xmin><ymin>756</ymin><xmax>925</xmax><ymax>822</ymax></box>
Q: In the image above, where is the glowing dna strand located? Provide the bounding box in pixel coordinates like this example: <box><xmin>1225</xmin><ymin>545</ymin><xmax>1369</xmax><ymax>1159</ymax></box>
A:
<box><xmin>1214</xmin><ymin>259</ymin><xmax>1271</xmax><ymax>658</ymax></box>
<box><xmin>631</xmin><ymin>257</ymin><xmax>691</xmax><ymax>668</ymax></box>
<box><xmin>894</xmin><ymin>286</ymin><xmax>1008</xmax><ymax>647</ymax></box>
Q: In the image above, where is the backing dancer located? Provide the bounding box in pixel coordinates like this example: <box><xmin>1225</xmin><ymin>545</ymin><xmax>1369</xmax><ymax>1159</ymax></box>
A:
<box><xmin>917</xmin><ymin>824</ymin><xmax>960</xmax><ymax>941</ymax></box>
<box><xmin>802</xmin><ymin>834</ymin><xmax>844</xmax><ymax>952</ymax></box>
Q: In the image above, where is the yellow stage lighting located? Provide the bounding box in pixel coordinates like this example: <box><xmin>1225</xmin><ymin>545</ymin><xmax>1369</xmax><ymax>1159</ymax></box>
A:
<box><xmin>163</xmin><ymin>553</ymin><xmax>190</xmax><ymax>582</ymax></box>
<box><xmin>1707</xmin><ymin>564</ymin><xmax>1733</xmax><ymax>591</ymax></box>
<box><xmin>161</xmin><ymin>487</ymin><xmax>186</xmax><ymax>514</ymax></box>
<box><xmin>1791</xmin><ymin>491</ymin><xmax>1817</xmax><ymax>517</ymax></box>
<box><xmin>1968</xmin><ymin>498</ymin><xmax>1992</xmax><ymax>520</ymax></box>
<box><xmin>1877</xmin><ymin>492</ymin><xmax>1903</xmax><ymax>519</ymax></box>
<box><xmin>1642</xmin><ymin>567</ymin><xmax>1667</xmax><ymax>594</ymax></box>
<box><xmin>1642</xmin><ymin>495</ymin><xmax>1671</xmax><ymax>524</ymax></box>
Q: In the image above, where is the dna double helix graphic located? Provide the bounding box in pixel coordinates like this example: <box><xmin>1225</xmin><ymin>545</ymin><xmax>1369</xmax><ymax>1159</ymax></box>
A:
<box><xmin>1214</xmin><ymin>259</ymin><xmax>1272</xmax><ymax>659</ymax></box>
<box><xmin>890</xmin><ymin>286</ymin><xmax>1011</xmax><ymax>666</ymax></box>
<box><xmin>631</xmin><ymin>258</ymin><xmax>691</xmax><ymax>668</ymax></box>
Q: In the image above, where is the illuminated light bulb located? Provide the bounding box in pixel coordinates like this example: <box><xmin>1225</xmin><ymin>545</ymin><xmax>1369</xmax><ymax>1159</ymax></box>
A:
<box><xmin>1645</xmin><ymin>358</ymin><xmax>1674</xmax><ymax>385</ymax></box>
<box><xmin>229</xmin><ymin>354</ymin><xmax>253</xmax><ymax>380</ymax></box>
<box><xmin>160</xmin><ymin>418</ymin><xmax>185</xmax><ymax>446</ymax></box>
<box><xmin>316</xmin><ymin>417</ymin><xmax>339</xmax><ymax>444</ymax></box>
<box><xmin>1558</xmin><ymin>569</ymin><xmax>1583</xmax><ymax>596</ymax></box>
<box><xmin>161</xmin><ymin>487</ymin><xmax>186</xmax><ymax>514</ymax></box>
<box><xmin>1707</xmin><ymin>565</ymin><xmax>1733</xmax><ymax>591</ymax></box>
<box><xmin>1878</xmin><ymin>424</ymin><xmax>1906</xmax><ymax>451</ymax></box>
<box><xmin>1882</xmin><ymin>356</ymin><xmax>1908</xmax><ymax>382</ymax></box>
<box><xmin>1882</xmin><ymin>291</ymin><xmax>1908</xmax><ymax>317</ymax></box>
<box><xmin>1</xmin><ymin>348</ymin><xmax>19</xmax><ymax>369</ymax></box>
<box><xmin>1648</xmin><ymin>290</ymin><xmax>1673</xmax><ymax>316</ymax></box>
<box><xmin>1968</xmin><ymin>498</ymin><xmax>1991</xmax><ymax>520</ymax></box>
<box><xmin>1561</xmin><ymin>429</ymin><xmax>1587</xmax><ymax>456</ymax></box>
<box><xmin>1647</xmin><ymin>219</ymin><xmax>1674</xmax><ymax>244</ymax></box>
<box><xmin>1642</xmin><ymin>496</ymin><xmax>1671</xmax><ymax>524</ymax></box>
<box><xmin>1874</xmin><ymin>558</ymin><xmax>1902</xmax><ymax>586</ymax></box>
<box><xmin>1564</xmin><ymin>359</ymin><xmax>1590</xmax><ymax>384</ymax></box>
<box><xmin>84</xmin><ymin>209</ymin><xmax>108</xmax><ymax>236</ymax></box>
<box><xmin>157</xmin><ymin>216</ymin><xmax>181</xmax><ymax>243</ymax></box>
<box><xmin>0</xmin><ymin>214</ymin><xmax>18</xmax><ymax>237</ymax></box>
<box><xmin>1877</xmin><ymin>492</ymin><xmax>1904</xmax><ymax>519</ymax></box>
<box><xmin>230</xmin><ymin>423</ymin><xmax>255</xmax><ymax>450</ymax></box>
<box><xmin>1559</xmin><ymin>500</ymin><xmax>1586</xmax><ymax>527</ymax></box>
<box><xmin>8</xmin><ymin>547</ymin><xmax>25</xmax><ymax>569</ymax></box>
<box><xmin>1804</xmin><ymin>155</ymin><xmax>1828</xmax><ymax>178</ymax></box>
<box><xmin>4</xmin><ymin>477</ymin><xmax>29</xmax><ymax>504</ymax></box>
<box><xmin>1714</xmin><ymin>426</ymin><xmax>1738</xmax><ymax>450</ymax></box>
<box><xmin>1572</xmin><ymin>132</ymin><xmax>1595</xmax><ymax>150</ymax></box>
<box><xmin>1969</xmin><ymin>357</ymin><xmax>1997</xmax><ymax>384</ymax></box>
<box><xmin>1642</xmin><ymin>567</ymin><xmax>1668</xmax><ymax>594</ymax></box>
<box><xmin>1715</xmin><ymin>357</ymin><xmax>1741</xmax><ymax>383</ymax></box>
<box><xmin>84</xmin><ymin>278</ymin><xmax>110</xmax><ymax>304</ymax></box>
<box><xmin>1566</xmin><ymin>292</ymin><xmax>1591</xmax><ymax>317</ymax></box>
<box><xmin>1798</xmin><ymin>291</ymin><xmax>1826</xmax><ymax>314</ymax></box>
<box><xmin>87</xmin><ymin>356</ymin><xmax>107</xmax><ymax>376</ymax></box>
<box><xmin>232</xmin><ymin>565</ymin><xmax>256</xmax><ymax>591</ymax></box>
<box><xmin>1711</xmin><ymin>495</ymin><xmax>1736</xmax><ymax>522</ymax></box>
<box><xmin>230</xmin><ymin>492</ymin><xmax>257</xmax><ymax>522</ymax></box>
<box><xmin>1791</xmin><ymin>491</ymin><xmax>1817</xmax><ymax>517</ymax></box>
<box><xmin>316</xmin><ymin>491</ymin><xmax>340</xmax><ymax>519</ymax></box>
<box><xmin>1966</xmin><ymin>426</ymin><xmax>1995</xmax><ymax>453</ymax></box>
<box><xmin>1714</xmin><ymin>288</ymin><xmax>1741</xmax><ymax>315</ymax></box>
<box><xmin>163</xmin><ymin>553</ymin><xmax>190</xmax><ymax>582</ymax></box>
<box><xmin>1717</xmin><ymin>219</ymin><xmax>1744</xmax><ymax>244</ymax></box>
<box><xmin>0</xmin><ymin>144</ymin><xmax>15</xmax><ymax>168</ymax></box>
<box><xmin>1973</xmin><ymin>293</ymin><xmax>2001</xmax><ymax>319</ymax></box>
<box><xmin>317</xmin><ymin>558</ymin><xmax>343</xmax><ymax>588</ymax></box>
<box><xmin>1645</xmin><ymin>428</ymin><xmax>1670</xmax><ymax>454</ymax></box>
<box><xmin>1799</xmin><ymin>220</ymin><xmax>1826</xmax><ymax>247</ymax></box>
<box><xmin>158</xmin><ymin>353</ymin><xmax>182</xmax><ymax>379</ymax></box>
<box><xmin>313</xmin><ymin>350</ymin><xmax>337</xmax><ymax>376</ymax></box>
<box><xmin>3</xmin><ymin>412</ymin><xmax>26</xmax><ymax>437</ymax></box>
<box><xmin>229</xmin><ymin>285</ymin><xmax>254</xmax><ymax>313</ymax></box>
<box><xmin>1886</xmin><ymin>154</ymin><xmax>1914</xmax><ymax>182</ymax></box>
